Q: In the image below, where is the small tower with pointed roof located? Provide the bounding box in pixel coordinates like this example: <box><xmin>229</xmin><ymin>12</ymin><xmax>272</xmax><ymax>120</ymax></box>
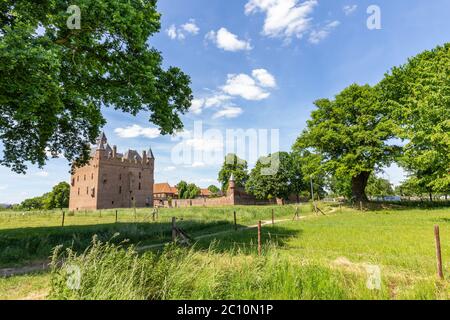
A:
<box><xmin>227</xmin><ymin>173</ymin><xmax>236</xmax><ymax>198</ymax></box>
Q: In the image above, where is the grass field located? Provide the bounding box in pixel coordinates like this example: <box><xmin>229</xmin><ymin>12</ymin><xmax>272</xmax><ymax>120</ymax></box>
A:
<box><xmin>0</xmin><ymin>204</ymin><xmax>449</xmax><ymax>300</ymax></box>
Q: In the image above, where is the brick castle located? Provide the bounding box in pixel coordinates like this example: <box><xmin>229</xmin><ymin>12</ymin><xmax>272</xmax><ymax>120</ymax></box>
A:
<box><xmin>69</xmin><ymin>133</ymin><xmax>155</xmax><ymax>211</ymax></box>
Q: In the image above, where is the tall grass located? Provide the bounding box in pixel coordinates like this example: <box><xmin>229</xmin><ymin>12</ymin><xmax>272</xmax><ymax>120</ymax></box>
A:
<box><xmin>48</xmin><ymin>238</ymin><xmax>447</xmax><ymax>300</ymax></box>
<box><xmin>0</xmin><ymin>205</ymin><xmax>308</xmax><ymax>267</ymax></box>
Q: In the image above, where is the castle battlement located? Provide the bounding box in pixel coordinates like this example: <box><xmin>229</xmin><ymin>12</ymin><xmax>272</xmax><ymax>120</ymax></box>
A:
<box><xmin>69</xmin><ymin>132</ymin><xmax>155</xmax><ymax>211</ymax></box>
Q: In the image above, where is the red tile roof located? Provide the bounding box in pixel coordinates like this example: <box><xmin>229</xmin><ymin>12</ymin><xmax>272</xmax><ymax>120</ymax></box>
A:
<box><xmin>154</xmin><ymin>183</ymin><xmax>178</xmax><ymax>195</ymax></box>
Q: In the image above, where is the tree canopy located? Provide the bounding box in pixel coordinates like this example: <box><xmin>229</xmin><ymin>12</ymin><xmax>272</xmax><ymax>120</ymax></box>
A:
<box><xmin>218</xmin><ymin>154</ymin><xmax>249</xmax><ymax>192</ymax></box>
<box><xmin>20</xmin><ymin>181</ymin><xmax>70</xmax><ymax>210</ymax></box>
<box><xmin>246</xmin><ymin>152</ymin><xmax>305</xmax><ymax>201</ymax></box>
<box><xmin>365</xmin><ymin>175</ymin><xmax>395</xmax><ymax>198</ymax></box>
<box><xmin>176</xmin><ymin>181</ymin><xmax>200</xmax><ymax>199</ymax></box>
<box><xmin>379</xmin><ymin>43</ymin><xmax>450</xmax><ymax>195</ymax></box>
<box><xmin>293</xmin><ymin>84</ymin><xmax>400</xmax><ymax>202</ymax></box>
<box><xmin>0</xmin><ymin>0</ymin><xmax>192</xmax><ymax>173</ymax></box>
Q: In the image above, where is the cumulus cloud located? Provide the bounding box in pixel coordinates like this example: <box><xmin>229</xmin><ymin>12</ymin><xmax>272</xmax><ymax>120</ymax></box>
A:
<box><xmin>343</xmin><ymin>4</ymin><xmax>358</xmax><ymax>15</ymax></box>
<box><xmin>114</xmin><ymin>125</ymin><xmax>161</xmax><ymax>139</ymax></box>
<box><xmin>206</xmin><ymin>28</ymin><xmax>252</xmax><ymax>52</ymax></box>
<box><xmin>190</xmin><ymin>98</ymin><xmax>205</xmax><ymax>115</ymax></box>
<box><xmin>190</xmin><ymin>94</ymin><xmax>232</xmax><ymax>115</ymax></box>
<box><xmin>221</xmin><ymin>71</ymin><xmax>274</xmax><ymax>101</ymax></box>
<box><xmin>181</xmin><ymin>20</ymin><xmax>200</xmax><ymax>34</ymax></box>
<box><xmin>190</xmin><ymin>69</ymin><xmax>276</xmax><ymax>118</ymax></box>
<box><xmin>212</xmin><ymin>106</ymin><xmax>243</xmax><ymax>119</ymax></box>
<box><xmin>245</xmin><ymin>0</ymin><xmax>318</xmax><ymax>40</ymax></box>
<box><xmin>166</xmin><ymin>19</ymin><xmax>200</xmax><ymax>40</ymax></box>
<box><xmin>308</xmin><ymin>20</ymin><xmax>340</xmax><ymax>44</ymax></box>
<box><xmin>252</xmin><ymin>69</ymin><xmax>277</xmax><ymax>88</ymax></box>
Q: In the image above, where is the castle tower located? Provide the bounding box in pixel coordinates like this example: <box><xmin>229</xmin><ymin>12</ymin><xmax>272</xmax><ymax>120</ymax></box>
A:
<box><xmin>69</xmin><ymin>133</ymin><xmax>155</xmax><ymax>211</ymax></box>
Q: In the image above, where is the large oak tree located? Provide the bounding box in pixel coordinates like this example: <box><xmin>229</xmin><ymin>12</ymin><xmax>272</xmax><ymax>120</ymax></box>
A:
<box><xmin>0</xmin><ymin>0</ymin><xmax>192</xmax><ymax>173</ymax></box>
<box><xmin>379</xmin><ymin>43</ymin><xmax>450</xmax><ymax>197</ymax></box>
<box><xmin>293</xmin><ymin>84</ymin><xmax>400</xmax><ymax>202</ymax></box>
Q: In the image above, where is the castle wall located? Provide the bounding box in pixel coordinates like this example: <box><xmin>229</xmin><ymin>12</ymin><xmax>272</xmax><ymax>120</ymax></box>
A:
<box><xmin>69</xmin><ymin>138</ymin><xmax>154</xmax><ymax>211</ymax></box>
<box><xmin>69</xmin><ymin>158</ymin><xmax>99</xmax><ymax>211</ymax></box>
<box><xmin>96</xmin><ymin>158</ymin><xmax>154</xmax><ymax>209</ymax></box>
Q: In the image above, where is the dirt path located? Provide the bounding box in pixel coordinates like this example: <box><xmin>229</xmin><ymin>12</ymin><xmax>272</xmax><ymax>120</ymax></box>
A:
<box><xmin>0</xmin><ymin>261</ymin><xmax>49</xmax><ymax>278</ymax></box>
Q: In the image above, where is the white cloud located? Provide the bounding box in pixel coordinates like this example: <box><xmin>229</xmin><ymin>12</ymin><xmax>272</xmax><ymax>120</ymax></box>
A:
<box><xmin>166</xmin><ymin>19</ymin><xmax>200</xmax><ymax>40</ymax></box>
<box><xmin>114</xmin><ymin>125</ymin><xmax>161</xmax><ymax>139</ymax></box>
<box><xmin>191</xmin><ymin>161</ymin><xmax>207</xmax><ymax>168</ymax></box>
<box><xmin>213</xmin><ymin>106</ymin><xmax>243</xmax><ymax>119</ymax></box>
<box><xmin>343</xmin><ymin>5</ymin><xmax>358</xmax><ymax>16</ymax></box>
<box><xmin>190</xmin><ymin>94</ymin><xmax>232</xmax><ymax>115</ymax></box>
<box><xmin>205</xmin><ymin>94</ymin><xmax>232</xmax><ymax>108</ymax></box>
<box><xmin>245</xmin><ymin>0</ymin><xmax>318</xmax><ymax>40</ymax></box>
<box><xmin>206</xmin><ymin>28</ymin><xmax>252</xmax><ymax>52</ymax></box>
<box><xmin>0</xmin><ymin>185</ymin><xmax>7</xmax><ymax>190</ymax></box>
<box><xmin>308</xmin><ymin>20</ymin><xmax>340</xmax><ymax>44</ymax></box>
<box><xmin>190</xmin><ymin>98</ymin><xmax>205</xmax><ymax>115</ymax></box>
<box><xmin>35</xmin><ymin>171</ymin><xmax>49</xmax><ymax>177</ymax></box>
<box><xmin>163</xmin><ymin>166</ymin><xmax>176</xmax><ymax>172</ymax></box>
<box><xmin>221</xmin><ymin>72</ymin><xmax>271</xmax><ymax>100</ymax></box>
<box><xmin>166</xmin><ymin>24</ymin><xmax>178</xmax><ymax>40</ymax></box>
<box><xmin>252</xmin><ymin>69</ymin><xmax>277</xmax><ymax>88</ymax></box>
<box><xmin>191</xmin><ymin>69</ymin><xmax>276</xmax><ymax>118</ymax></box>
<box><xmin>181</xmin><ymin>20</ymin><xmax>200</xmax><ymax>35</ymax></box>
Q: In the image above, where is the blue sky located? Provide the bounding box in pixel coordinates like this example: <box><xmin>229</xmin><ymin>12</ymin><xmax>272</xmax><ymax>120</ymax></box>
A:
<box><xmin>1</xmin><ymin>0</ymin><xmax>450</xmax><ymax>204</ymax></box>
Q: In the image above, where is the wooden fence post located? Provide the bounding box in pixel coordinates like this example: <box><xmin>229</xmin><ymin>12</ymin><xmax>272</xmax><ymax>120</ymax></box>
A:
<box><xmin>61</xmin><ymin>211</ymin><xmax>65</xmax><ymax>227</ymax></box>
<box><xmin>360</xmin><ymin>201</ymin><xmax>363</xmax><ymax>212</ymax></box>
<box><xmin>258</xmin><ymin>221</ymin><xmax>262</xmax><ymax>256</ymax></box>
<box><xmin>435</xmin><ymin>225</ymin><xmax>444</xmax><ymax>280</ymax></box>
<box><xmin>172</xmin><ymin>217</ymin><xmax>177</xmax><ymax>242</ymax></box>
<box><xmin>134</xmin><ymin>207</ymin><xmax>137</xmax><ymax>221</ymax></box>
<box><xmin>234</xmin><ymin>211</ymin><xmax>237</xmax><ymax>231</ymax></box>
<box><xmin>115</xmin><ymin>210</ymin><xmax>118</xmax><ymax>223</ymax></box>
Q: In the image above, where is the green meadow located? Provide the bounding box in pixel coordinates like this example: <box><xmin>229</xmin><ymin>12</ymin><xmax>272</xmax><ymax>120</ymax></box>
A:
<box><xmin>0</xmin><ymin>204</ymin><xmax>449</xmax><ymax>300</ymax></box>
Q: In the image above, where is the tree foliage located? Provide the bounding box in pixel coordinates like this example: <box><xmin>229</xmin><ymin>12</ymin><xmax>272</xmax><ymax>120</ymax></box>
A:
<box><xmin>379</xmin><ymin>43</ymin><xmax>450</xmax><ymax>194</ymax></box>
<box><xmin>176</xmin><ymin>181</ymin><xmax>200</xmax><ymax>199</ymax></box>
<box><xmin>246</xmin><ymin>152</ymin><xmax>305</xmax><ymax>201</ymax></box>
<box><xmin>218</xmin><ymin>154</ymin><xmax>249</xmax><ymax>192</ymax></box>
<box><xmin>207</xmin><ymin>185</ymin><xmax>220</xmax><ymax>196</ymax></box>
<box><xmin>0</xmin><ymin>0</ymin><xmax>192</xmax><ymax>173</ymax></box>
<box><xmin>365</xmin><ymin>174</ymin><xmax>394</xmax><ymax>198</ymax></box>
<box><xmin>46</xmin><ymin>181</ymin><xmax>70</xmax><ymax>209</ymax></box>
<box><xmin>293</xmin><ymin>84</ymin><xmax>400</xmax><ymax>202</ymax></box>
<box><xmin>20</xmin><ymin>181</ymin><xmax>69</xmax><ymax>210</ymax></box>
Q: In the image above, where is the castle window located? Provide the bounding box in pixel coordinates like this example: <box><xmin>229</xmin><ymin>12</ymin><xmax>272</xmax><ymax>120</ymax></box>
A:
<box><xmin>119</xmin><ymin>174</ymin><xmax>122</xmax><ymax>181</ymax></box>
<box><xmin>78</xmin><ymin>188</ymin><xmax>80</xmax><ymax>195</ymax></box>
<box><xmin>77</xmin><ymin>176</ymin><xmax>79</xmax><ymax>182</ymax></box>
<box><xmin>86</xmin><ymin>187</ymin><xmax>89</xmax><ymax>195</ymax></box>
<box><xmin>119</xmin><ymin>186</ymin><xmax>122</xmax><ymax>194</ymax></box>
<box><xmin>91</xmin><ymin>188</ymin><xmax>95</xmax><ymax>198</ymax></box>
<box><xmin>84</xmin><ymin>175</ymin><xmax>86</xmax><ymax>181</ymax></box>
<box><xmin>139</xmin><ymin>183</ymin><xmax>141</xmax><ymax>190</ymax></box>
<box><xmin>71</xmin><ymin>179</ymin><xmax>75</xmax><ymax>186</ymax></box>
<box><xmin>91</xmin><ymin>173</ymin><xmax>94</xmax><ymax>180</ymax></box>
<box><xmin>139</xmin><ymin>172</ymin><xmax>142</xmax><ymax>179</ymax></box>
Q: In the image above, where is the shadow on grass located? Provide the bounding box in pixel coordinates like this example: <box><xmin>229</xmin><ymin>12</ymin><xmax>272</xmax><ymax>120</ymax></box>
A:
<box><xmin>192</xmin><ymin>224</ymin><xmax>301</xmax><ymax>255</ymax></box>
<box><xmin>0</xmin><ymin>220</ymin><xmax>290</xmax><ymax>267</ymax></box>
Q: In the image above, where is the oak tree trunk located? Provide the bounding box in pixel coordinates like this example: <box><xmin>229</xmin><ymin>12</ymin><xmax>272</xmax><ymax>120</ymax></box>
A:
<box><xmin>351</xmin><ymin>171</ymin><xmax>371</xmax><ymax>203</ymax></box>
